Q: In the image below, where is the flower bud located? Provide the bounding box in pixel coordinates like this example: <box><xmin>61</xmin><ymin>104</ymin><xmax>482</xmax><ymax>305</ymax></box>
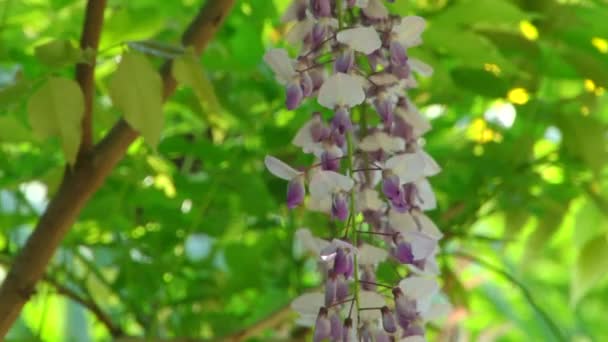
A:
<box><xmin>286</xmin><ymin>82</ymin><xmax>303</xmax><ymax>110</ymax></box>
<box><xmin>332</xmin><ymin>107</ymin><xmax>352</xmax><ymax>134</ymax></box>
<box><xmin>300</xmin><ymin>72</ymin><xmax>314</xmax><ymax>97</ymax></box>
<box><xmin>336</xmin><ymin>274</ymin><xmax>349</xmax><ymax>301</ymax></box>
<box><xmin>335</xmin><ymin>50</ymin><xmax>355</xmax><ymax>73</ymax></box>
<box><xmin>331</xmin><ymin>193</ymin><xmax>349</xmax><ymax>221</ymax></box>
<box><xmin>321</xmin><ymin>151</ymin><xmax>340</xmax><ymax>171</ymax></box>
<box><xmin>325</xmin><ymin>272</ymin><xmax>337</xmax><ymax>306</ymax></box>
<box><xmin>381</xmin><ymin>306</ymin><xmax>397</xmax><ymax>333</ymax></box>
<box><xmin>310</xmin><ymin>0</ymin><xmax>332</xmax><ymax>18</ymax></box>
<box><xmin>330</xmin><ymin>313</ymin><xmax>343</xmax><ymax>340</ymax></box>
<box><xmin>390</xmin><ymin>40</ymin><xmax>408</xmax><ymax>66</ymax></box>
<box><xmin>313</xmin><ymin>307</ymin><xmax>332</xmax><ymax>342</ymax></box>
<box><xmin>286</xmin><ymin>176</ymin><xmax>305</xmax><ymax>209</ymax></box>
<box><xmin>382</xmin><ymin>175</ymin><xmax>401</xmax><ymax>201</ymax></box>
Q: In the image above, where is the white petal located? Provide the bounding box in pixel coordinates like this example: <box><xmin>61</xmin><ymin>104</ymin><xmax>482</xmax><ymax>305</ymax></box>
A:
<box><xmin>408</xmin><ymin>58</ymin><xmax>434</xmax><ymax>77</ymax></box>
<box><xmin>356</xmin><ymin>188</ymin><xmax>385</xmax><ymax>212</ymax></box>
<box><xmin>317</xmin><ymin>73</ymin><xmax>365</xmax><ymax>109</ymax></box>
<box><xmin>412</xmin><ymin>211</ymin><xmax>443</xmax><ymax>239</ymax></box>
<box><xmin>286</xmin><ymin>19</ymin><xmax>315</xmax><ymax>45</ymax></box>
<box><xmin>264</xmin><ymin>155</ymin><xmax>300</xmax><ymax>180</ymax></box>
<box><xmin>359</xmin><ymin>131</ymin><xmax>405</xmax><ymax>153</ymax></box>
<box><xmin>385</xmin><ymin>153</ymin><xmax>427</xmax><ymax>184</ymax></box>
<box><xmin>415</xmin><ymin>178</ymin><xmax>436</xmax><ymax>211</ymax></box>
<box><xmin>394</xmin><ymin>16</ymin><xmax>427</xmax><ymax>47</ymax></box>
<box><xmin>369</xmin><ymin>72</ymin><xmax>399</xmax><ymax>86</ymax></box>
<box><xmin>423</xmin><ymin>302</ymin><xmax>452</xmax><ymax>322</ymax></box>
<box><xmin>337</xmin><ymin>26</ymin><xmax>381</xmax><ymax>54</ymax></box>
<box><xmin>359</xmin><ymin>290</ymin><xmax>386</xmax><ymax>321</ymax></box>
<box><xmin>404</xmin><ymin>231</ymin><xmax>437</xmax><ymax>261</ymax></box>
<box><xmin>362</xmin><ymin>0</ymin><xmax>389</xmax><ymax>19</ymax></box>
<box><xmin>306</xmin><ymin>196</ymin><xmax>332</xmax><ymax>213</ymax></box>
<box><xmin>281</xmin><ymin>0</ymin><xmax>306</xmax><ymax>22</ymax></box>
<box><xmin>309</xmin><ymin>170</ymin><xmax>354</xmax><ymax>200</ymax></box>
<box><xmin>295</xmin><ymin>228</ymin><xmax>330</xmax><ymax>255</ymax></box>
<box><xmin>358</xmin><ymin>243</ymin><xmax>388</xmax><ymax>265</ymax></box>
<box><xmin>399</xmin><ymin>276</ymin><xmax>439</xmax><ymax>312</ymax></box>
<box><xmin>291</xmin><ymin>292</ymin><xmax>324</xmax><ymax>319</ymax></box>
<box><xmin>292</xmin><ymin>117</ymin><xmax>321</xmax><ymax>154</ymax></box>
<box><xmin>263</xmin><ymin>48</ymin><xmax>296</xmax><ymax>85</ymax></box>
<box><xmin>419</xmin><ymin>149</ymin><xmax>441</xmax><ymax>176</ymax></box>
<box><xmin>389</xmin><ymin>210</ymin><xmax>418</xmax><ymax>233</ymax></box>
<box><xmin>395</xmin><ymin>105</ymin><xmax>431</xmax><ymax>137</ymax></box>
<box><xmin>400</xmin><ymin>337</ymin><xmax>426</xmax><ymax>342</ymax></box>
<box><xmin>320</xmin><ymin>239</ymin><xmax>358</xmax><ymax>261</ymax></box>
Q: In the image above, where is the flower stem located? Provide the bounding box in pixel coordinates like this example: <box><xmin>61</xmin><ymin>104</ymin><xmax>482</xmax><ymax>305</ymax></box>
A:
<box><xmin>346</xmin><ymin>131</ymin><xmax>360</xmax><ymax>322</ymax></box>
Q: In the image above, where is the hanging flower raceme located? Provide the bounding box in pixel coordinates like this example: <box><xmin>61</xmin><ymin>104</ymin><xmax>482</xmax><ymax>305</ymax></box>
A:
<box><xmin>265</xmin><ymin>0</ymin><xmax>450</xmax><ymax>340</ymax></box>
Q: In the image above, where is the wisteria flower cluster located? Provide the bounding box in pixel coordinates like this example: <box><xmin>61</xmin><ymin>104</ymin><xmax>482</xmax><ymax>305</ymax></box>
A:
<box><xmin>265</xmin><ymin>0</ymin><xmax>449</xmax><ymax>340</ymax></box>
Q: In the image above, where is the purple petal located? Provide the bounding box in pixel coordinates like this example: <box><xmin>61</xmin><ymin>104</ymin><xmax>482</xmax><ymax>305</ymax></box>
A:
<box><xmin>332</xmin><ymin>107</ymin><xmax>352</xmax><ymax>134</ymax></box>
<box><xmin>392</xmin><ymin>287</ymin><xmax>418</xmax><ymax>329</ymax></box>
<box><xmin>286</xmin><ymin>82</ymin><xmax>303</xmax><ymax>110</ymax></box>
<box><xmin>336</xmin><ymin>275</ymin><xmax>349</xmax><ymax>301</ymax></box>
<box><xmin>325</xmin><ymin>273</ymin><xmax>337</xmax><ymax>306</ymax></box>
<box><xmin>312</xmin><ymin>23</ymin><xmax>327</xmax><ymax>46</ymax></box>
<box><xmin>321</xmin><ymin>151</ymin><xmax>340</xmax><ymax>171</ymax></box>
<box><xmin>330</xmin><ymin>313</ymin><xmax>343</xmax><ymax>340</ymax></box>
<box><xmin>394</xmin><ymin>240</ymin><xmax>414</xmax><ymax>264</ymax></box>
<box><xmin>311</xmin><ymin>114</ymin><xmax>330</xmax><ymax>142</ymax></box>
<box><xmin>311</xmin><ymin>0</ymin><xmax>332</xmax><ymax>18</ymax></box>
<box><xmin>382</xmin><ymin>175</ymin><xmax>401</xmax><ymax>201</ymax></box>
<box><xmin>286</xmin><ymin>177</ymin><xmax>305</xmax><ymax>209</ymax></box>
<box><xmin>381</xmin><ymin>306</ymin><xmax>397</xmax><ymax>333</ymax></box>
<box><xmin>335</xmin><ymin>50</ymin><xmax>355</xmax><ymax>73</ymax></box>
<box><xmin>392</xmin><ymin>114</ymin><xmax>415</xmax><ymax>142</ymax></box>
<box><xmin>300</xmin><ymin>72</ymin><xmax>313</xmax><ymax>97</ymax></box>
<box><xmin>390</xmin><ymin>40</ymin><xmax>408</xmax><ymax>66</ymax></box>
<box><xmin>331</xmin><ymin>193</ymin><xmax>349</xmax><ymax>221</ymax></box>
<box><xmin>313</xmin><ymin>307</ymin><xmax>332</xmax><ymax>342</ymax></box>
<box><xmin>374</xmin><ymin>99</ymin><xmax>394</xmax><ymax>129</ymax></box>
<box><xmin>333</xmin><ymin>248</ymin><xmax>348</xmax><ymax>274</ymax></box>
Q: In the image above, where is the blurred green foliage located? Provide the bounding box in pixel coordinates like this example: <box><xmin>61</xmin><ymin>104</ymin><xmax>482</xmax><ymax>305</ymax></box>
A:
<box><xmin>0</xmin><ymin>0</ymin><xmax>607</xmax><ymax>341</ymax></box>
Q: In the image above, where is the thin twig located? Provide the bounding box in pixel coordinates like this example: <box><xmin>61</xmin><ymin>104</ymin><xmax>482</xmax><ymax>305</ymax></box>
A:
<box><xmin>452</xmin><ymin>251</ymin><xmax>567</xmax><ymax>342</ymax></box>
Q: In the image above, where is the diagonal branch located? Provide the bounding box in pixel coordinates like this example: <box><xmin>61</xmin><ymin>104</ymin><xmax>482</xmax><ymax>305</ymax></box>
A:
<box><xmin>0</xmin><ymin>255</ymin><xmax>123</xmax><ymax>337</ymax></box>
<box><xmin>453</xmin><ymin>251</ymin><xmax>567</xmax><ymax>342</ymax></box>
<box><xmin>0</xmin><ymin>0</ymin><xmax>236</xmax><ymax>337</ymax></box>
<box><xmin>76</xmin><ymin>0</ymin><xmax>107</xmax><ymax>157</ymax></box>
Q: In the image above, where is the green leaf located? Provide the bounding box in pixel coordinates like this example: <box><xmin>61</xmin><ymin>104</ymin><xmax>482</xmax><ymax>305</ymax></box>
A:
<box><xmin>0</xmin><ymin>116</ymin><xmax>31</xmax><ymax>142</ymax></box>
<box><xmin>27</xmin><ymin>77</ymin><xmax>84</xmax><ymax>165</ymax></box>
<box><xmin>450</xmin><ymin>67</ymin><xmax>509</xmax><ymax>98</ymax></box>
<box><xmin>571</xmin><ymin>234</ymin><xmax>608</xmax><ymax>306</ymax></box>
<box><xmin>172</xmin><ymin>49</ymin><xmax>223</xmax><ymax>116</ymax></box>
<box><xmin>109</xmin><ymin>51</ymin><xmax>163</xmax><ymax>148</ymax></box>
<box><xmin>34</xmin><ymin>39</ymin><xmax>83</xmax><ymax>68</ymax></box>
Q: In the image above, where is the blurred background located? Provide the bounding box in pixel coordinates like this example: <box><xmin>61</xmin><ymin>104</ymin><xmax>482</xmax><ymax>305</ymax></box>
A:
<box><xmin>1</xmin><ymin>0</ymin><xmax>607</xmax><ymax>341</ymax></box>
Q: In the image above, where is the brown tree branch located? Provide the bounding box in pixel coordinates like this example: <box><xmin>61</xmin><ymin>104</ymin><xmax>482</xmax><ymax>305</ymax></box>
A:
<box><xmin>76</xmin><ymin>0</ymin><xmax>107</xmax><ymax>157</ymax></box>
<box><xmin>0</xmin><ymin>255</ymin><xmax>123</xmax><ymax>337</ymax></box>
<box><xmin>0</xmin><ymin>0</ymin><xmax>236</xmax><ymax>337</ymax></box>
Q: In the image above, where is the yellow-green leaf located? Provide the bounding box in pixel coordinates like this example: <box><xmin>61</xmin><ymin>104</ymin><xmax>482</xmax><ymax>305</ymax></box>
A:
<box><xmin>109</xmin><ymin>51</ymin><xmax>163</xmax><ymax>148</ymax></box>
<box><xmin>27</xmin><ymin>77</ymin><xmax>84</xmax><ymax>165</ymax></box>
<box><xmin>172</xmin><ymin>49</ymin><xmax>222</xmax><ymax>116</ymax></box>
<box><xmin>571</xmin><ymin>234</ymin><xmax>608</xmax><ymax>306</ymax></box>
<box><xmin>34</xmin><ymin>39</ymin><xmax>83</xmax><ymax>68</ymax></box>
<box><xmin>0</xmin><ymin>115</ymin><xmax>31</xmax><ymax>142</ymax></box>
